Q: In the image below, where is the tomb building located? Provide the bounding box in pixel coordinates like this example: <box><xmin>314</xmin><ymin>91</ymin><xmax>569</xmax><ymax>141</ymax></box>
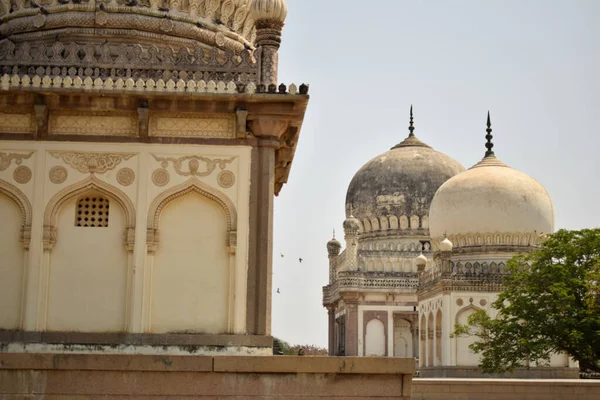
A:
<box><xmin>0</xmin><ymin>0</ymin><xmax>309</xmax><ymax>356</ymax></box>
<box><xmin>323</xmin><ymin>108</ymin><xmax>465</xmax><ymax>357</ymax></box>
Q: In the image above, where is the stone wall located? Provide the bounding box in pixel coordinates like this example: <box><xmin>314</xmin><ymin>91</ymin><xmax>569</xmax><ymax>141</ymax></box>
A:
<box><xmin>413</xmin><ymin>378</ymin><xmax>600</xmax><ymax>400</ymax></box>
<box><xmin>0</xmin><ymin>354</ymin><xmax>415</xmax><ymax>399</ymax></box>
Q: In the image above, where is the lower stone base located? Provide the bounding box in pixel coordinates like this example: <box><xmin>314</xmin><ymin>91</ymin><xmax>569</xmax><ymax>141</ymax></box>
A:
<box><xmin>0</xmin><ymin>331</ymin><xmax>273</xmax><ymax>356</ymax></box>
<box><xmin>0</xmin><ymin>353</ymin><xmax>416</xmax><ymax>399</ymax></box>
<box><xmin>419</xmin><ymin>366</ymin><xmax>580</xmax><ymax>379</ymax></box>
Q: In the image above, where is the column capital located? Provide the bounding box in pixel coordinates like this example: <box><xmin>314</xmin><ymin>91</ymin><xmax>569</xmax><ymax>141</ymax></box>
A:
<box><xmin>249</xmin><ymin>116</ymin><xmax>289</xmax><ymax>141</ymax></box>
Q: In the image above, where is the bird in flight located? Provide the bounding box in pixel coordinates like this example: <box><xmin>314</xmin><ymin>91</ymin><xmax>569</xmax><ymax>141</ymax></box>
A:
<box><xmin>280</xmin><ymin>253</ymin><xmax>285</xmax><ymax>258</ymax></box>
<box><xmin>277</xmin><ymin>288</ymin><xmax>280</xmax><ymax>294</ymax></box>
<box><xmin>299</xmin><ymin>258</ymin><xmax>303</xmax><ymax>263</ymax></box>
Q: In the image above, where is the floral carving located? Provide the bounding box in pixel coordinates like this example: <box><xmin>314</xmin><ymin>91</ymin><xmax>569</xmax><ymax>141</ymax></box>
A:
<box><xmin>117</xmin><ymin>168</ymin><xmax>136</xmax><ymax>187</ymax></box>
<box><xmin>217</xmin><ymin>170</ymin><xmax>236</xmax><ymax>188</ymax></box>
<box><xmin>152</xmin><ymin>169</ymin><xmax>170</xmax><ymax>187</ymax></box>
<box><xmin>152</xmin><ymin>154</ymin><xmax>235</xmax><ymax>178</ymax></box>
<box><xmin>13</xmin><ymin>166</ymin><xmax>32</xmax><ymax>184</ymax></box>
<box><xmin>0</xmin><ymin>152</ymin><xmax>34</xmax><ymax>171</ymax></box>
<box><xmin>49</xmin><ymin>166</ymin><xmax>68</xmax><ymax>184</ymax></box>
<box><xmin>49</xmin><ymin>151</ymin><xmax>136</xmax><ymax>174</ymax></box>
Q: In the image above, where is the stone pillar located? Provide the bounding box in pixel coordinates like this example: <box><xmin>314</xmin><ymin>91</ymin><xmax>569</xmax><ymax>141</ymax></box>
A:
<box><xmin>343</xmin><ymin>294</ymin><xmax>360</xmax><ymax>356</ymax></box>
<box><xmin>246</xmin><ymin>116</ymin><xmax>288</xmax><ymax>336</ymax></box>
<box><xmin>411</xmin><ymin>323</ymin><xmax>419</xmax><ymax>360</ymax></box>
<box><xmin>327</xmin><ymin>307</ymin><xmax>335</xmax><ymax>356</ymax></box>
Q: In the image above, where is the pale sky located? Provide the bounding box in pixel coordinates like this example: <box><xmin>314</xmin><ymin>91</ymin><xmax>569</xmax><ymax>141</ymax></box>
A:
<box><xmin>271</xmin><ymin>0</ymin><xmax>600</xmax><ymax>348</ymax></box>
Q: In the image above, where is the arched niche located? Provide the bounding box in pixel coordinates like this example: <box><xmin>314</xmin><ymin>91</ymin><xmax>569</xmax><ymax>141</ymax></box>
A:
<box><xmin>455</xmin><ymin>305</ymin><xmax>483</xmax><ymax>366</ymax></box>
<box><xmin>0</xmin><ymin>179</ymin><xmax>32</xmax><ymax>329</ymax></box>
<box><xmin>145</xmin><ymin>178</ymin><xmax>238</xmax><ymax>334</ymax></box>
<box><xmin>42</xmin><ymin>176</ymin><xmax>136</xmax><ymax>332</ymax></box>
<box><xmin>365</xmin><ymin>318</ymin><xmax>385</xmax><ymax>356</ymax></box>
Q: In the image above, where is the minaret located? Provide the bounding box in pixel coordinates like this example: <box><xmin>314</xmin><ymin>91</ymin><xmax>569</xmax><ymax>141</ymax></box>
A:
<box><xmin>326</xmin><ymin>230</ymin><xmax>342</xmax><ymax>284</ymax></box>
<box><xmin>250</xmin><ymin>0</ymin><xmax>288</xmax><ymax>86</ymax></box>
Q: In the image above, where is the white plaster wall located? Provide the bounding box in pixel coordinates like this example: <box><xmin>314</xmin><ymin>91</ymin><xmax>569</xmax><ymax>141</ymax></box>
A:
<box><xmin>47</xmin><ymin>195</ymin><xmax>128</xmax><ymax>331</ymax></box>
<box><xmin>456</xmin><ymin>307</ymin><xmax>480</xmax><ymax>366</ymax></box>
<box><xmin>151</xmin><ymin>191</ymin><xmax>229</xmax><ymax>334</ymax></box>
<box><xmin>0</xmin><ymin>194</ymin><xmax>24</xmax><ymax>329</ymax></box>
<box><xmin>365</xmin><ymin>319</ymin><xmax>385</xmax><ymax>356</ymax></box>
<box><xmin>0</xmin><ymin>140</ymin><xmax>251</xmax><ymax>337</ymax></box>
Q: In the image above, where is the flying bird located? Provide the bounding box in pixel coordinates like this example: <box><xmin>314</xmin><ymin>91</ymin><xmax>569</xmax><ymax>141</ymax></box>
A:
<box><xmin>280</xmin><ymin>253</ymin><xmax>284</xmax><ymax>258</ymax></box>
<box><xmin>276</xmin><ymin>288</ymin><xmax>280</xmax><ymax>294</ymax></box>
<box><xmin>299</xmin><ymin>258</ymin><xmax>303</xmax><ymax>263</ymax></box>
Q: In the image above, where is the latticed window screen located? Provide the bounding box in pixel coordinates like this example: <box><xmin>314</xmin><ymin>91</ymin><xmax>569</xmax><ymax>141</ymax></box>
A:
<box><xmin>76</xmin><ymin>195</ymin><xmax>109</xmax><ymax>227</ymax></box>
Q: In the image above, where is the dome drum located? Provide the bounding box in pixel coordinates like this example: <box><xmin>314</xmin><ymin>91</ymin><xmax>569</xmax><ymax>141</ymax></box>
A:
<box><xmin>0</xmin><ymin>0</ymin><xmax>271</xmax><ymax>84</ymax></box>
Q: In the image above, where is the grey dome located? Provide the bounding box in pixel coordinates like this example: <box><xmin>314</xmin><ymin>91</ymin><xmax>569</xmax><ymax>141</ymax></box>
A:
<box><xmin>345</xmin><ymin>134</ymin><xmax>465</xmax><ymax>232</ymax></box>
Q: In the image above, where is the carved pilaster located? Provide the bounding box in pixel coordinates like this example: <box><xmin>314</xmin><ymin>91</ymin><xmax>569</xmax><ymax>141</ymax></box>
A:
<box><xmin>42</xmin><ymin>226</ymin><xmax>57</xmax><ymax>251</ymax></box>
<box><xmin>20</xmin><ymin>225</ymin><xmax>32</xmax><ymax>250</ymax></box>
<box><xmin>228</xmin><ymin>230</ymin><xmax>237</xmax><ymax>254</ymax></box>
<box><xmin>146</xmin><ymin>228</ymin><xmax>159</xmax><ymax>254</ymax></box>
<box><xmin>125</xmin><ymin>227</ymin><xmax>136</xmax><ymax>253</ymax></box>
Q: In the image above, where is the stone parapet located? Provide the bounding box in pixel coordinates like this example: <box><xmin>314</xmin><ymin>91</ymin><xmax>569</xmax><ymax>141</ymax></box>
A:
<box><xmin>413</xmin><ymin>378</ymin><xmax>600</xmax><ymax>400</ymax></box>
<box><xmin>0</xmin><ymin>354</ymin><xmax>416</xmax><ymax>399</ymax></box>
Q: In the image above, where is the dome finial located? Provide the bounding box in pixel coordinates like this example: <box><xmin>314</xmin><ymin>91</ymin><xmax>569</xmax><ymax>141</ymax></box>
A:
<box><xmin>485</xmin><ymin>111</ymin><xmax>495</xmax><ymax>158</ymax></box>
<box><xmin>333</xmin><ymin>229</ymin><xmax>336</xmax><ymax>239</ymax></box>
<box><xmin>408</xmin><ymin>105</ymin><xmax>415</xmax><ymax>137</ymax></box>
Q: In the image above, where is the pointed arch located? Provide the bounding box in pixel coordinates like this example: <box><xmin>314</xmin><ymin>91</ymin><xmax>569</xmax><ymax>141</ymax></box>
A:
<box><xmin>455</xmin><ymin>304</ymin><xmax>483</xmax><ymax>325</ymax></box>
<box><xmin>0</xmin><ymin>179</ymin><xmax>32</xmax><ymax>247</ymax></box>
<box><xmin>148</xmin><ymin>178</ymin><xmax>237</xmax><ymax>232</ymax></box>
<box><xmin>45</xmin><ymin>175</ymin><xmax>136</xmax><ymax>229</ymax></box>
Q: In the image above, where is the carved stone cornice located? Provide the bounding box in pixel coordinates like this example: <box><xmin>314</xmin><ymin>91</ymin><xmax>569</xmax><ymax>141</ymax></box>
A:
<box><xmin>49</xmin><ymin>151</ymin><xmax>136</xmax><ymax>174</ymax></box>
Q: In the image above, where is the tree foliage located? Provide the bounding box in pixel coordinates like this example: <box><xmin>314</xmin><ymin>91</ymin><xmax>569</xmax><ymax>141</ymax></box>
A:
<box><xmin>452</xmin><ymin>229</ymin><xmax>600</xmax><ymax>373</ymax></box>
<box><xmin>274</xmin><ymin>338</ymin><xmax>328</xmax><ymax>356</ymax></box>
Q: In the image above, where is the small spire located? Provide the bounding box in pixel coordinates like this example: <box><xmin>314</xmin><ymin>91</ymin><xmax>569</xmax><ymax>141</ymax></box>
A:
<box><xmin>408</xmin><ymin>105</ymin><xmax>415</xmax><ymax>137</ymax></box>
<box><xmin>333</xmin><ymin>229</ymin><xmax>336</xmax><ymax>239</ymax></box>
<box><xmin>485</xmin><ymin>111</ymin><xmax>495</xmax><ymax>157</ymax></box>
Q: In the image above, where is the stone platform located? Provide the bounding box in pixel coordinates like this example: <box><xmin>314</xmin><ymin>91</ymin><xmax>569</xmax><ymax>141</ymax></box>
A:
<box><xmin>0</xmin><ymin>354</ymin><xmax>415</xmax><ymax>399</ymax></box>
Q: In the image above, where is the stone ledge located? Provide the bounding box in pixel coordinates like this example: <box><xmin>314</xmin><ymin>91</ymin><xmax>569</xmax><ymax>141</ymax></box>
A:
<box><xmin>0</xmin><ymin>331</ymin><xmax>273</xmax><ymax>348</ymax></box>
<box><xmin>214</xmin><ymin>356</ymin><xmax>417</xmax><ymax>374</ymax></box>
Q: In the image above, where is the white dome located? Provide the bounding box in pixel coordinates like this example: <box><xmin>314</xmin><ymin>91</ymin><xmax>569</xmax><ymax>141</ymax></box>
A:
<box><xmin>439</xmin><ymin>237</ymin><xmax>453</xmax><ymax>252</ymax></box>
<box><xmin>429</xmin><ymin>155</ymin><xmax>554</xmax><ymax>241</ymax></box>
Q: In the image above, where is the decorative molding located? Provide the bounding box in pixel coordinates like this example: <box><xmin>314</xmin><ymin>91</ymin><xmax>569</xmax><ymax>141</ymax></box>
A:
<box><xmin>217</xmin><ymin>170</ymin><xmax>236</xmax><ymax>188</ymax></box>
<box><xmin>49</xmin><ymin>151</ymin><xmax>136</xmax><ymax>174</ymax></box>
<box><xmin>151</xmin><ymin>169</ymin><xmax>170</xmax><ymax>187</ymax></box>
<box><xmin>49</xmin><ymin>166</ymin><xmax>68</xmax><ymax>184</ymax></box>
<box><xmin>151</xmin><ymin>154</ymin><xmax>235</xmax><ymax>178</ymax></box>
<box><xmin>116</xmin><ymin>168</ymin><xmax>136</xmax><ymax>187</ymax></box>
<box><xmin>0</xmin><ymin>73</ymin><xmax>306</xmax><ymax>96</ymax></box>
<box><xmin>0</xmin><ymin>152</ymin><xmax>34</xmax><ymax>172</ymax></box>
<box><xmin>149</xmin><ymin>113</ymin><xmax>236</xmax><ymax>139</ymax></box>
<box><xmin>147</xmin><ymin>178</ymin><xmax>237</xmax><ymax>252</ymax></box>
<box><xmin>0</xmin><ymin>179</ymin><xmax>33</xmax><ymax>249</ymax></box>
<box><xmin>0</xmin><ymin>110</ymin><xmax>36</xmax><ymax>134</ymax></box>
<box><xmin>433</xmin><ymin>232</ymin><xmax>543</xmax><ymax>249</ymax></box>
<box><xmin>49</xmin><ymin>111</ymin><xmax>138</xmax><ymax>137</ymax></box>
<box><xmin>43</xmin><ymin>175</ymin><xmax>136</xmax><ymax>251</ymax></box>
<box><xmin>13</xmin><ymin>166</ymin><xmax>32</xmax><ymax>184</ymax></box>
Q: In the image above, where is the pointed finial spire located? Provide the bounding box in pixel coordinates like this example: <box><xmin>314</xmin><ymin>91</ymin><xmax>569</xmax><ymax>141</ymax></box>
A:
<box><xmin>408</xmin><ymin>105</ymin><xmax>415</xmax><ymax>137</ymax></box>
<box><xmin>333</xmin><ymin>229</ymin><xmax>336</xmax><ymax>239</ymax></box>
<box><xmin>485</xmin><ymin>111</ymin><xmax>495</xmax><ymax>157</ymax></box>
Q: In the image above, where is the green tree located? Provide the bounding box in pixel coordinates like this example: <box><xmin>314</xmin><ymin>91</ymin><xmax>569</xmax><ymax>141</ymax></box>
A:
<box><xmin>452</xmin><ymin>229</ymin><xmax>600</xmax><ymax>373</ymax></box>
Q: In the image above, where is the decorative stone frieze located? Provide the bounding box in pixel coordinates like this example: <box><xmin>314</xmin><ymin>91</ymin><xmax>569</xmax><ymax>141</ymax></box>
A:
<box><xmin>149</xmin><ymin>113</ymin><xmax>236</xmax><ymax>139</ymax></box>
<box><xmin>49</xmin><ymin>111</ymin><xmax>138</xmax><ymax>137</ymax></box>
<box><xmin>49</xmin><ymin>151</ymin><xmax>136</xmax><ymax>174</ymax></box>
<box><xmin>151</xmin><ymin>154</ymin><xmax>235</xmax><ymax>178</ymax></box>
<box><xmin>0</xmin><ymin>152</ymin><xmax>34</xmax><ymax>171</ymax></box>
<box><xmin>0</xmin><ymin>110</ymin><xmax>36</xmax><ymax>134</ymax></box>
